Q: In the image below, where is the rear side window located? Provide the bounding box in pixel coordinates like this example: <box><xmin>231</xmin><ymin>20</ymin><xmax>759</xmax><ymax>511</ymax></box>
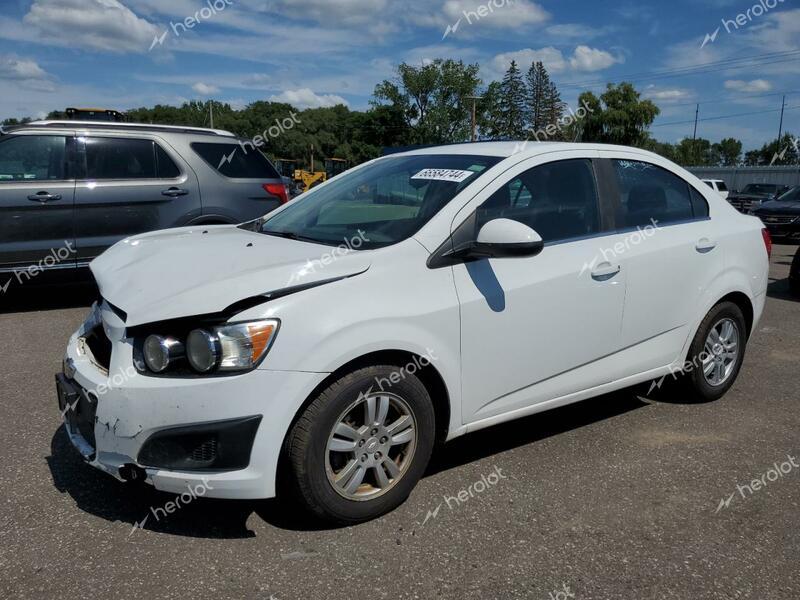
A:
<box><xmin>717</xmin><ymin>181</ymin><xmax>728</xmax><ymax>192</ymax></box>
<box><xmin>612</xmin><ymin>160</ymin><xmax>694</xmax><ymax>228</ymax></box>
<box><xmin>84</xmin><ymin>138</ymin><xmax>181</xmax><ymax>179</ymax></box>
<box><xmin>85</xmin><ymin>137</ymin><xmax>156</xmax><ymax>179</ymax></box>
<box><xmin>0</xmin><ymin>135</ymin><xmax>67</xmax><ymax>181</ymax></box>
<box><xmin>477</xmin><ymin>159</ymin><xmax>601</xmax><ymax>243</ymax></box>
<box><xmin>192</xmin><ymin>142</ymin><xmax>281</xmax><ymax>179</ymax></box>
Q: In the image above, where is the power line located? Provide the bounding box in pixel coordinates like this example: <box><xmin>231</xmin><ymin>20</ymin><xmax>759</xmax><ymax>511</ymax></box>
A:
<box><xmin>560</xmin><ymin>50</ymin><xmax>800</xmax><ymax>90</ymax></box>
<box><xmin>651</xmin><ymin>104</ymin><xmax>800</xmax><ymax>128</ymax></box>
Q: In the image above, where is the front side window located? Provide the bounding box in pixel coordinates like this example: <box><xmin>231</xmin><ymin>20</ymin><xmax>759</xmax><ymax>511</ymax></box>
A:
<box><xmin>476</xmin><ymin>159</ymin><xmax>601</xmax><ymax>243</ymax></box>
<box><xmin>85</xmin><ymin>137</ymin><xmax>157</xmax><ymax>179</ymax></box>
<box><xmin>259</xmin><ymin>154</ymin><xmax>501</xmax><ymax>248</ymax></box>
<box><xmin>612</xmin><ymin>160</ymin><xmax>695</xmax><ymax>228</ymax></box>
<box><xmin>0</xmin><ymin>135</ymin><xmax>67</xmax><ymax>181</ymax></box>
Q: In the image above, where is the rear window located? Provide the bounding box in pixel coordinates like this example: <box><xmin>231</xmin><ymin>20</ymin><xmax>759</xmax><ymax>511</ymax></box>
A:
<box><xmin>192</xmin><ymin>142</ymin><xmax>280</xmax><ymax>179</ymax></box>
<box><xmin>717</xmin><ymin>181</ymin><xmax>728</xmax><ymax>192</ymax></box>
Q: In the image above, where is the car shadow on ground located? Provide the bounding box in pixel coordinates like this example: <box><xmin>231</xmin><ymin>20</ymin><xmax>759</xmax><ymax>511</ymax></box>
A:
<box><xmin>767</xmin><ymin>277</ymin><xmax>798</xmax><ymax>302</ymax></box>
<box><xmin>47</xmin><ymin>388</ymin><xmax>653</xmax><ymax>537</ymax></box>
<box><xmin>0</xmin><ymin>281</ymin><xmax>97</xmax><ymax>314</ymax></box>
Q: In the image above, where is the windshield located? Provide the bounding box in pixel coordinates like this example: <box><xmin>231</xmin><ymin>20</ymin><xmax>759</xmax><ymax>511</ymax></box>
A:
<box><xmin>777</xmin><ymin>186</ymin><xmax>800</xmax><ymax>202</ymax></box>
<box><xmin>743</xmin><ymin>184</ymin><xmax>778</xmax><ymax>195</ymax></box>
<box><xmin>259</xmin><ymin>154</ymin><xmax>501</xmax><ymax>249</ymax></box>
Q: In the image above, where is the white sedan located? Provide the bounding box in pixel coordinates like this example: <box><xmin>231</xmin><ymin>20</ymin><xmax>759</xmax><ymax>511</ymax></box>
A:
<box><xmin>57</xmin><ymin>142</ymin><xmax>770</xmax><ymax>524</ymax></box>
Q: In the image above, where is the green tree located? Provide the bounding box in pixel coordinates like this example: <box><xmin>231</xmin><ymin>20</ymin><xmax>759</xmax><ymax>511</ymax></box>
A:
<box><xmin>576</xmin><ymin>83</ymin><xmax>660</xmax><ymax>146</ymax></box>
<box><xmin>712</xmin><ymin>137</ymin><xmax>742</xmax><ymax>166</ymax></box>
<box><xmin>373</xmin><ymin>59</ymin><xmax>482</xmax><ymax>144</ymax></box>
<box><xmin>526</xmin><ymin>61</ymin><xmax>549</xmax><ymax>132</ymax></box>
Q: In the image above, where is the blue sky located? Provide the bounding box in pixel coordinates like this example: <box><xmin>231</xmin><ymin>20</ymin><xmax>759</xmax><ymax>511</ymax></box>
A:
<box><xmin>0</xmin><ymin>0</ymin><xmax>798</xmax><ymax>149</ymax></box>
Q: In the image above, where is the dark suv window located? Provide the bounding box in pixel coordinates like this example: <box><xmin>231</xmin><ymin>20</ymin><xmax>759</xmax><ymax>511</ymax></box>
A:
<box><xmin>192</xmin><ymin>142</ymin><xmax>281</xmax><ymax>179</ymax></box>
<box><xmin>477</xmin><ymin>159</ymin><xmax>601</xmax><ymax>243</ymax></box>
<box><xmin>0</xmin><ymin>135</ymin><xmax>67</xmax><ymax>181</ymax></box>
<box><xmin>84</xmin><ymin>137</ymin><xmax>180</xmax><ymax>179</ymax></box>
<box><xmin>612</xmin><ymin>160</ymin><xmax>697</xmax><ymax>228</ymax></box>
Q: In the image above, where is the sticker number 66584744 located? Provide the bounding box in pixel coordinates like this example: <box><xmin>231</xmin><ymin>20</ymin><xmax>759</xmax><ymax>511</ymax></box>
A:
<box><xmin>411</xmin><ymin>169</ymin><xmax>474</xmax><ymax>183</ymax></box>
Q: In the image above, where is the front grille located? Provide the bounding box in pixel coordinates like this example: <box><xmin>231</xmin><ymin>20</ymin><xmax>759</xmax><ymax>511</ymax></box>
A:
<box><xmin>190</xmin><ymin>438</ymin><xmax>218</xmax><ymax>463</ymax></box>
<box><xmin>84</xmin><ymin>325</ymin><xmax>112</xmax><ymax>371</ymax></box>
<box><xmin>729</xmin><ymin>199</ymin><xmax>756</xmax><ymax>213</ymax></box>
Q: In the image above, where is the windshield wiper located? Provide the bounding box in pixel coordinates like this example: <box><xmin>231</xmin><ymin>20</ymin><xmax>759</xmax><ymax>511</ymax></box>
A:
<box><xmin>262</xmin><ymin>230</ymin><xmax>326</xmax><ymax>244</ymax></box>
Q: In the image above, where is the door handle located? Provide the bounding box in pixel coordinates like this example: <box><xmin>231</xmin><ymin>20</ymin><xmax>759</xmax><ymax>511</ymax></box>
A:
<box><xmin>696</xmin><ymin>238</ymin><xmax>717</xmax><ymax>253</ymax></box>
<box><xmin>161</xmin><ymin>187</ymin><xmax>189</xmax><ymax>197</ymax></box>
<box><xmin>27</xmin><ymin>191</ymin><xmax>62</xmax><ymax>203</ymax></box>
<box><xmin>591</xmin><ymin>262</ymin><xmax>621</xmax><ymax>282</ymax></box>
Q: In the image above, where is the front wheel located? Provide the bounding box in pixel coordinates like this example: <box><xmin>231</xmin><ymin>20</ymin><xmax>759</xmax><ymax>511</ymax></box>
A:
<box><xmin>284</xmin><ymin>365</ymin><xmax>436</xmax><ymax>524</ymax></box>
<box><xmin>683</xmin><ymin>301</ymin><xmax>748</xmax><ymax>402</ymax></box>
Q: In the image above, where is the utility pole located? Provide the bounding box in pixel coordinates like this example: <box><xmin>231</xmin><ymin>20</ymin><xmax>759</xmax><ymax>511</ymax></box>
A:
<box><xmin>692</xmin><ymin>103</ymin><xmax>699</xmax><ymax>165</ymax></box>
<box><xmin>777</xmin><ymin>95</ymin><xmax>786</xmax><ymax>141</ymax></box>
<box><xmin>466</xmin><ymin>95</ymin><xmax>483</xmax><ymax>142</ymax></box>
<box><xmin>209</xmin><ymin>101</ymin><xmax>214</xmax><ymax>129</ymax></box>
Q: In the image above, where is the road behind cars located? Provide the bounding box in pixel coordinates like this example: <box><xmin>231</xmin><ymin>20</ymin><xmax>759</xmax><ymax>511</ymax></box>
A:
<box><xmin>0</xmin><ymin>245</ymin><xmax>798</xmax><ymax>600</ymax></box>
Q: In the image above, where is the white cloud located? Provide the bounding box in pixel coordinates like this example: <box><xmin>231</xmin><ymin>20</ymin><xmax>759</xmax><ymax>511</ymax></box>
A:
<box><xmin>269</xmin><ymin>88</ymin><xmax>348</xmax><ymax>109</ymax></box>
<box><xmin>22</xmin><ymin>0</ymin><xmax>159</xmax><ymax>53</ymax></box>
<box><xmin>544</xmin><ymin>23</ymin><xmax>614</xmax><ymax>40</ymax></box>
<box><xmin>270</xmin><ymin>0</ymin><xmax>390</xmax><ymax>27</ymax></box>
<box><xmin>491</xmin><ymin>46</ymin><xmax>622</xmax><ymax>75</ymax></box>
<box><xmin>192</xmin><ymin>82</ymin><xmax>220</xmax><ymax>95</ymax></box>
<box><xmin>441</xmin><ymin>0</ymin><xmax>549</xmax><ymax>28</ymax></box>
<box><xmin>0</xmin><ymin>54</ymin><xmax>55</xmax><ymax>92</ymax></box>
<box><xmin>724</xmin><ymin>79</ymin><xmax>772</xmax><ymax>93</ymax></box>
<box><xmin>643</xmin><ymin>86</ymin><xmax>692</xmax><ymax>103</ymax></box>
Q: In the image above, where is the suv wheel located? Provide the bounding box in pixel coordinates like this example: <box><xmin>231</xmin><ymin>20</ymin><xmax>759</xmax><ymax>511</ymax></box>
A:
<box><xmin>683</xmin><ymin>301</ymin><xmax>748</xmax><ymax>401</ymax></box>
<box><xmin>284</xmin><ymin>365</ymin><xmax>435</xmax><ymax>524</ymax></box>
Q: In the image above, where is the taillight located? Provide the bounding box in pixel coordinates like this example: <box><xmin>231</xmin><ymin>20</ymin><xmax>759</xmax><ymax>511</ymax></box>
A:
<box><xmin>761</xmin><ymin>228</ymin><xmax>772</xmax><ymax>259</ymax></box>
<box><xmin>263</xmin><ymin>183</ymin><xmax>289</xmax><ymax>205</ymax></box>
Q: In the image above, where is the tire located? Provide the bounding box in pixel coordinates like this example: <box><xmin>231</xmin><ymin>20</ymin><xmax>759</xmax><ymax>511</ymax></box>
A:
<box><xmin>283</xmin><ymin>365</ymin><xmax>436</xmax><ymax>524</ymax></box>
<box><xmin>682</xmin><ymin>301</ymin><xmax>748</xmax><ymax>402</ymax></box>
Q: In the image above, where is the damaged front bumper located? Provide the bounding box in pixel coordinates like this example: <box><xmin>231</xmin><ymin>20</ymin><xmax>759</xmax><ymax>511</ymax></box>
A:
<box><xmin>56</xmin><ymin>303</ymin><xmax>327</xmax><ymax>499</ymax></box>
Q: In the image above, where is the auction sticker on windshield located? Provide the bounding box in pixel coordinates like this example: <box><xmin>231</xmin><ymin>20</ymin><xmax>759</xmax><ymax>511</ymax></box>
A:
<box><xmin>411</xmin><ymin>168</ymin><xmax>474</xmax><ymax>183</ymax></box>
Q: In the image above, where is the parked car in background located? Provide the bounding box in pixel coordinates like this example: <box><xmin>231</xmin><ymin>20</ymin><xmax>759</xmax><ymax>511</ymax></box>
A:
<box><xmin>751</xmin><ymin>185</ymin><xmax>800</xmax><ymax>242</ymax></box>
<box><xmin>0</xmin><ymin>120</ymin><xmax>288</xmax><ymax>284</ymax></box>
<box><xmin>727</xmin><ymin>183</ymin><xmax>790</xmax><ymax>213</ymax></box>
<box><xmin>702</xmin><ymin>179</ymin><xmax>729</xmax><ymax>199</ymax></box>
<box><xmin>56</xmin><ymin>142</ymin><xmax>769</xmax><ymax>524</ymax></box>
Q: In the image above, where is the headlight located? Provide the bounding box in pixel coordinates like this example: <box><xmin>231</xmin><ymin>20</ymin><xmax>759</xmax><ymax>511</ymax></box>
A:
<box><xmin>143</xmin><ymin>335</ymin><xmax>184</xmax><ymax>373</ymax></box>
<box><xmin>137</xmin><ymin>319</ymin><xmax>279</xmax><ymax>376</ymax></box>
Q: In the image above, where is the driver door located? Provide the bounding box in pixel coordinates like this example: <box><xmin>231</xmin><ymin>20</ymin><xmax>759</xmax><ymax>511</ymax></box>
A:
<box><xmin>452</xmin><ymin>154</ymin><xmax>627</xmax><ymax>425</ymax></box>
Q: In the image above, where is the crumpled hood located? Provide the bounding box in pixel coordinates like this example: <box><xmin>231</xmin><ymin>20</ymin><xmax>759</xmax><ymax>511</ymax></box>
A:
<box><xmin>91</xmin><ymin>225</ymin><xmax>371</xmax><ymax>326</ymax></box>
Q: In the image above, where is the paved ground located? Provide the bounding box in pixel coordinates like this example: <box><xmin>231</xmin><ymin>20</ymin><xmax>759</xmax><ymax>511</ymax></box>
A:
<box><xmin>0</xmin><ymin>245</ymin><xmax>798</xmax><ymax>600</ymax></box>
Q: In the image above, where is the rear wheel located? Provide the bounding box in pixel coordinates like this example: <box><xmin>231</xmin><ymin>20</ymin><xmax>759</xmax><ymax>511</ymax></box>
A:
<box><xmin>683</xmin><ymin>301</ymin><xmax>748</xmax><ymax>401</ymax></box>
<box><xmin>284</xmin><ymin>365</ymin><xmax>435</xmax><ymax>524</ymax></box>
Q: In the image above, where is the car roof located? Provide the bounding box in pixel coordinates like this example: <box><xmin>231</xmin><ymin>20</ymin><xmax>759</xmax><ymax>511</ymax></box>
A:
<box><xmin>392</xmin><ymin>141</ymin><xmax>665</xmax><ymax>161</ymax></box>
<box><xmin>7</xmin><ymin>120</ymin><xmax>236</xmax><ymax>137</ymax></box>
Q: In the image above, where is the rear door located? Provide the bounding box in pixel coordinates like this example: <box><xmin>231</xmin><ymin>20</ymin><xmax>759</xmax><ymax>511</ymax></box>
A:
<box><xmin>73</xmin><ymin>135</ymin><xmax>201</xmax><ymax>264</ymax></box>
<box><xmin>596</xmin><ymin>154</ymin><xmax>724</xmax><ymax>374</ymax></box>
<box><xmin>0</xmin><ymin>132</ymin><xmax>76</xmax><ymax>276</ymax></box>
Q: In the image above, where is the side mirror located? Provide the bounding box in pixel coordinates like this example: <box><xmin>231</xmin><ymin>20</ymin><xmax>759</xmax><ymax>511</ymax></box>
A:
<box><xmin>468</xmin><ymin>218</ymin><xmax>544</xmax><ymax>259</ymax></box>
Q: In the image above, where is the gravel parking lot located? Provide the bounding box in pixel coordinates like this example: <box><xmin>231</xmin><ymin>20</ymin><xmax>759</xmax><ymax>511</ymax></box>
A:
<box><xmin>1</xmin><ymin>245</ymin><xmax>798</xmax><ymax>600</ymax></box>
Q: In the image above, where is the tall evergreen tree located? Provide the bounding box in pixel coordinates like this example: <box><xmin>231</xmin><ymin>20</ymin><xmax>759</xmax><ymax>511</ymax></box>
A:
<box><xmin>526</xmin><ymin>61</ymin><xmax>549</xmax><ymax>132</ymax></box>
<box><xmin>496</xmin><ymin>60</ymin><xmax>527</xmax><ymax>139</ymax></box>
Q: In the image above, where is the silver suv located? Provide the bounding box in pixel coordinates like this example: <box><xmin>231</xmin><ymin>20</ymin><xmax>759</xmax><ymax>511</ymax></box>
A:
<box><xmin>0</xmin><ymin>121</ymin><xmax>288</xmax><ymax>282</ymax></box>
